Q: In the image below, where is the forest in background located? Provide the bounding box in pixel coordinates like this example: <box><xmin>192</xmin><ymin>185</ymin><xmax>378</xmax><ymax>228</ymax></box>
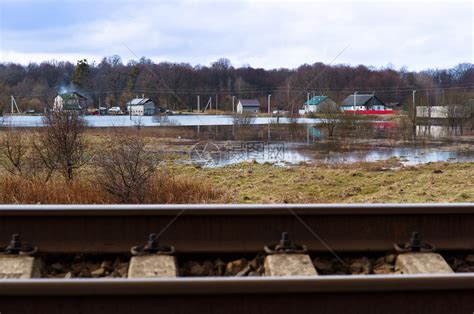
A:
<box><xmin>0</xmin><ymin>57</ymin><xmax>472</xmax><ymax>113</ymax></box>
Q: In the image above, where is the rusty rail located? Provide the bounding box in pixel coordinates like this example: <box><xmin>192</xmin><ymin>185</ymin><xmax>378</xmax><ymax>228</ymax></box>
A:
<box><xmin>0</xmin><ymin>274</ymin><xmax>473</xmax><ymax>314</ymax></box>
<box><xmin>0</xmin><ymin>203</ymin><xmax>472</xmax><ymax>253</ymax></box>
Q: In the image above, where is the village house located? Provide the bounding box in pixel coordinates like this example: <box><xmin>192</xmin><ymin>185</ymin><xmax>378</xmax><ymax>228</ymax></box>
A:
<box><xmin>126</xmin><ymin>97</ymin><xmax>156</xmax><ymax>116</ymax></box>
<box><xmin>299</xmin><ymin>96</ymin><xmax>336</xmax><ymax>115</ymax></box>
<box><xmin>385</xmin><ymin>102</ymin><xmax>403</xmax><ymax>111</ymax></box>
<box><xmin>340</xmin><ymin>94</ymin><xmax>391</xmax><ymax>113</ymax></box>
<box><xmin>236</xmin><ymin>99</ymin><xmax>260</xmax><ymax>114</ymax></box>
<box><xmin>52</xmin><ymin>92</ymin><xmax>87</xmax><ymax>112</ymax></box>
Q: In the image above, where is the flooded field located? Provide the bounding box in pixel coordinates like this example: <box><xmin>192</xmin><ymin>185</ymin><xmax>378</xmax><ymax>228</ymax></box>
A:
<box><xmin>1</xmin><ymin>115</ymin><xmax>319</xmax><ymax>127</ymax></box>
<box><xmin>182</xmin><ymin>141</ymin><xmax>474</xmax><ymax>167</ymax></box>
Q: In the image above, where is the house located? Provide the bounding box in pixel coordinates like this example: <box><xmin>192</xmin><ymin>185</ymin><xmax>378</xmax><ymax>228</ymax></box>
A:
<box><xmin>237</xmin><ymin>99</ymin><xmax>260</xmax><ymax>114</ymax></box>
<box><xmin>340</xmin><ymin>94</ymin><xmax>392</xmax><ymax>114</ymax></box>
<box><xmin>385</xmin><ymin>102</ymin><xmax>403</xmax><ymax>111</ymax></box>
<box><xmin>298</xmin><ymin>96</ymin><xmax>336</xmax><ymax>115</ymax></box>
<box><xmin>126</xmin><ymin>98</ymin><xmax>156</xmax><ymax>116</ymax></box>
<box><xmin>53</xmin><ymin>92</ymin><xmax>87</xmax><ymax>112</ymax></box>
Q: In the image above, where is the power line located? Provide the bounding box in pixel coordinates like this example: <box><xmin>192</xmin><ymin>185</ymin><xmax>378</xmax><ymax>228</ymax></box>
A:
<box><xmin>3</xmin><ymin>83</ymin><xmax>474</xmax><ymax>99</ymax></box>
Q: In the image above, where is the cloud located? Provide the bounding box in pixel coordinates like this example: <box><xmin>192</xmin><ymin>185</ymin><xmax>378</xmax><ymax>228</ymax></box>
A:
<box><xmin>0</xmin><ymin>0</ymin><xmax>472</xmax><ymax>70</ymax></box>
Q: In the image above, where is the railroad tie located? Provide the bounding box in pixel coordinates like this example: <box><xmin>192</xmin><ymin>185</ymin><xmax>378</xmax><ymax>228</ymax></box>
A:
<box><xmin>263</xmin><ymin>232</ymin><xmax>318</xmax><ymax>276</ymax></box>
<box><xmin>128</xmin><ymin>255</ymin><xmax>178</xmax><ymax>278</ymax></box>
<box><xmin>0</xmin><ymin>255</ymin><xmax>42</xmax><ymax>279</ymax></box>
<box><xmin>395</xmin><ymin>253</ymin><xmax>454</xmax><ymax>274</ymax></box>
<box><xmin>264</xmin><ymin>254</ymin><xmax>318</xmax><ymax>276</ymax></box>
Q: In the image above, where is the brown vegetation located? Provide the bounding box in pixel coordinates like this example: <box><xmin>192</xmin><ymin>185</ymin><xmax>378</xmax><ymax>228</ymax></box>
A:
<box><xmin>0</xmin><ymin>174</ymin><xmax>224</xmax><ymax>204</ymax></box>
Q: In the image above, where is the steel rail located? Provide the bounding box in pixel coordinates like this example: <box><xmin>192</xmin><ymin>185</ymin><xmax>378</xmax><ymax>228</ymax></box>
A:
<box><xmin>0</xmin><ymin>203</ymin><xmax>473</xmax><ymax>215</ymax></box>
<box><xmin>0</xmin><ymin>203</ymin><xmax>472</xmax><ymax>253</ymax></box>
<box><xmin>0</xmin><ymin>274</ymin><xmax>473</xmax><ymax>295</ymax></box>
<box><xmin>0</xmin><ymin>275</ymin><xmax>473</xmax><ymax>314</ymax></box>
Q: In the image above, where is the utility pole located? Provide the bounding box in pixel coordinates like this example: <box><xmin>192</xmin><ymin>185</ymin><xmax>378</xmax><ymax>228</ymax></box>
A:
<box><xmin>287</xmin><ymin>82</ymin><xmax>290</xmax><ymax>112</ymax></box>
<box><xmin>215</xmin><ymin>93</ymin><xmax>218</xmax><ymax>116</ymax></box>
<box><xmin>412</xmin><ymin>90</ymin><xmax>417</xmax><ymax>135</ymax></box>
<box><xmin>232</xmin><ymin>96</ymin><xmax>236</xmax><ymax>113</ymax></box>
<box><xmin>197</xmin><ymin>95</ymin><xmax>200</xmax><ymax>113</ymax></box>
<box><xmin>353</xmin><ymin>91</ymin><xmax>358</xmax><ymax>116</ymax></box>
<box><xmin>10</xmin><ymin>96</ymin><xmax>20</xmax><ymax>115</ymax></box>
<box><xmin>267</xmin><ymin>94</ymin><xmax>271</xmax><ymax>115</ymax></box>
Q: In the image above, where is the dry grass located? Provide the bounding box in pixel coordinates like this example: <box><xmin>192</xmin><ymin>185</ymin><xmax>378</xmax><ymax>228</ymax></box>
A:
<box><xmin>168</xmin><ymin>161</ymin><xmax>474</xmax><ymax>204</ymax></box>
<box><xmin>0</xmin><ymin>174</ymin><xmax>224</xmax><ymax>204</ymax></box>
<box><xmin>149</xmin><ymin>175</ymin><xmax>227</xmax><ymax>204</ymax></box>
<box><xmin>0</xmin><ymin>177</ymin><xmax>108</xmax><ymax>204</ymax></box>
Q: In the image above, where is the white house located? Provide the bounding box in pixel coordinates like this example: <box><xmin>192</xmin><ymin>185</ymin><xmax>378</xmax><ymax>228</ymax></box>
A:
<box><xmin>126</xmin><ymin>98</ymin><xmax>156</xmax><ymax>116</ymax></box>
<box><xmin>340</xmin><ymin>94</ymin><xmax>388</xmax><ymax>111</ymax></box>
<box><xmin>52</xmin><ymin>92</ymin><xmax>87</xmax><ymax>112</ymax></box>
<box><xmin>298</xmin><ymin>96</ymin><xmax>336</xmax><ymax>115</ymax></box>
<box><xmin>237</xmin><ymin>99</ymin><xmax>260</xmax><ymax>114</ymax></box>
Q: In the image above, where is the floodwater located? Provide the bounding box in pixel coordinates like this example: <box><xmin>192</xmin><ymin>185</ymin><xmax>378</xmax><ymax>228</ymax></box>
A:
<box><xmin>3</xmin><ymin>114</ymin><xmax>472</xmax><ymax>166</ymax></box>
<box><xmin>1</xmin><ymin>115</ymin><xmax>319</xmax><ymax>127</ymax></box>
<box><xmin>186</xmin><ymin>142</ymin><xmax>474</xmax><ymax>167</ymax></box>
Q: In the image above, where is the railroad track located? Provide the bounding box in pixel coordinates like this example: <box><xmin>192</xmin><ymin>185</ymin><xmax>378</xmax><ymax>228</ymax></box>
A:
<box><xmin>0</xmin><ymin>203</ymin><xmax>473</xmax><ymax>314</ymax></box>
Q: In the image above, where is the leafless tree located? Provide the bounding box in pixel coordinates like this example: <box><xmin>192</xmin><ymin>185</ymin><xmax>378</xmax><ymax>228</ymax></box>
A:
<box><xmin>443</xmin><ymin>92</ymin><xmax>472</xmax><ymax>135</ymax></box>
<box><xmin>95</xmin><ymin>136</ymin><xmax>157</xmax><ymax>203</ymax></box>
<box><xmin>0</xmin><ymin>130</ymin><xmax>28</xmax><ymax>177</ymax></box>
<box><xmin>36</xmin><ymin>110</ymin><xmax>88</xmax><ymax>181</ymax></box>
<box><xmin>232</xmin><ymin>112</ymin><xmax>255</xmax><ymax>126</ymax></box>
<box><xmin>0</xmin><ymin>130</ymin><xmax>56</xmax><ymax>182</ymax></box>
<box><xmin>317</xmin><ymin>101</ymin><xmax>341</xmax><ymax>138</ymax></box>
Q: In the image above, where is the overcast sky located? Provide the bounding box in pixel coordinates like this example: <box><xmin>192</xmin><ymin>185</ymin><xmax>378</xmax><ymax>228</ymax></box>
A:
<box><xmin>0</xmin><ymin>0</ymin><xmax>472</xmax><ymax>71</ymax></box>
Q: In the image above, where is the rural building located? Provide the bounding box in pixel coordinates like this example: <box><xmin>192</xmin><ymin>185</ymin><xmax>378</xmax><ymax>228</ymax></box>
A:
<box><xmin>126</xmin><ymin>98</ymin><xmax>156</xmax><ymax>116</ymax></box>
<box><xmin>386</xmin><ymin>102</ymin><xmax>403</xmax><ymax>110</ymax></box>
<box><xmin>237</xmin><ymin>99</ymin><xmax>260</xmax><ymax>114</ymax></box>
<box><xmin>299</xmin><ymin>96</ymin><xmax>336</xmax><ymax>115</ymax></box>
<box><xmin>52</xmin><ymin>92</ymin><xmax>87</xmax><ymax>112</ymax></box>
<box><xmin>340</xmin><ymin>94</ymin><xmax>391</xmax><ymax>113</ymax></box>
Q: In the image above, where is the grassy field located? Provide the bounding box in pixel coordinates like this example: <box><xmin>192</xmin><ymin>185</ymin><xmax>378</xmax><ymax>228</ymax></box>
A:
<box><xmin>0</xmin><ymin>128</ymin><xmax>472</xmax><ymax>204</ymax></box>
<box><xmin>168</xmin><ymin>160</ymin><xmax>474</xmax><ymax>204</ymax></box>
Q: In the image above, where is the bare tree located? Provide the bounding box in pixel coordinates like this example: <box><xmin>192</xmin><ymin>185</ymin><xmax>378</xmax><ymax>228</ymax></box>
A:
<box><xmin>443</xmin><ymin>92</ymin><xmax>472</xmax><ymax>135</ymax></box>
<box><xmin>0</xmin><ymin>130</ymin><xmax>56</xmax><ymax>182</ymax></box>
<box><xmin>95</xmin><ymin>136</ymin><xmax>157</xmax><ymax>203</ymax></box>
<box><xmin>0</xmin><ymin>130</ymin><xmax>28</xmax><ymax>177</ymax></box>
<box><xmin>317</xmin><ymin>101</ymin><xmax>341</xmax><ymax>138</ymax></box>
<box><xmin>37</xmin><ymin>110</ymin><xmax>88</xmax><ymax>181</ymax></box>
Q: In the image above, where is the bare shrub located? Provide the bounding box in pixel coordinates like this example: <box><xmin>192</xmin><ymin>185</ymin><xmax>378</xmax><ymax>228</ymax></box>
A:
<box><xmin>396</xmin><ymin>116</ymin><xmax>415</xmax><ymax>141</ymax></box>
<box><xmin>232</xmin><ymin>113</ymin><xmax>256</xmax><ymax>140</ymax></box>
<box><xmin>0</xmin><ymin>130</ymin><xmax>28</xmax><ymax>177</ymax></box>
<box><xmin>37</xmin><ymin>111</ymin><xmax>88</xmax><ymax>181</ymax></box>
<box><xmin>232</xmin><ymin>112</ymin><xmax>256</xmax><ymax>126</ymax></box>
<box><xmin>0</xmin><ymin>130</ymin><xmax>56</xmax><ymax>182</ymax></box>
<box><xmin>96</xmin><ymin>136</ymin><xmax>157</xmax><ymax>203</ymax></box>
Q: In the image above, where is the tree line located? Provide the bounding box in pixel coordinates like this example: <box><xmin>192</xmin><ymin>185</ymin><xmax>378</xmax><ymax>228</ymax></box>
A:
<box><xmin>0</xmin><ymin>56</ymin><xmax>472</xmax><ymax>113</ymax></box>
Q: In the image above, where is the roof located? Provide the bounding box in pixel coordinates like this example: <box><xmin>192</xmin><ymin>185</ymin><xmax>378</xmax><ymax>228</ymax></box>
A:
<box><xmin>341</xmin><ymin>94</ymin><xmax>385</xmax><ymax>107</ymax></box>
<box><xmin>239</xmin><ymin>99</ymin><xmax>260</xmax><ymax>107</ymax></box>
<box><xmin>304</xmin><ymin>96</ymin><xmax>328</xmax><ymax>106</ymax></box>
<box><xmin>57</xmin><ymin>92</ymin><xmax>87</xmax><ymax>100</ymax></box>
<box><xmin>126</xmin><ymin>98</ymin><xmax>154</xmax><ymax>106</ymax></box>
